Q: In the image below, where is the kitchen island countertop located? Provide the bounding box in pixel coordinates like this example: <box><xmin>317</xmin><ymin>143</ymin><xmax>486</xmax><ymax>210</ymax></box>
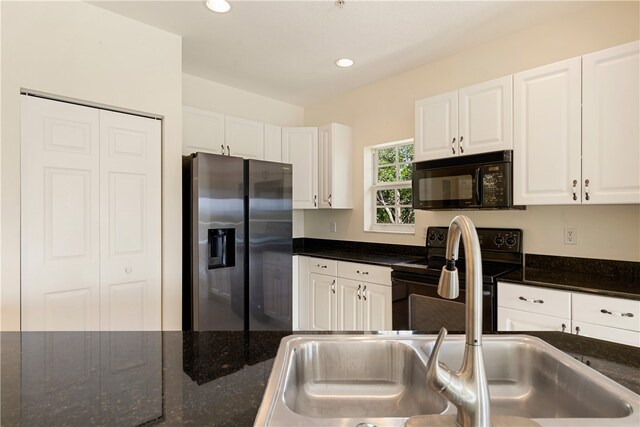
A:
<box><xmin>1</xmin><ymin>330</ymin><xmax>639</xmax><ymax>426</ymax></box>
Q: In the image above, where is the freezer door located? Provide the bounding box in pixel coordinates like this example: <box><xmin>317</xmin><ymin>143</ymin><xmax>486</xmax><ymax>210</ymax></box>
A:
<box><xmin>192</xmin><ymin>153</ymin><xmax>245</xmax><ymax>331</ymax></box>
<box><xmin>246</xmin><ymin>160</ymin><xmax>293</xmax><ymax>331</ymax></box>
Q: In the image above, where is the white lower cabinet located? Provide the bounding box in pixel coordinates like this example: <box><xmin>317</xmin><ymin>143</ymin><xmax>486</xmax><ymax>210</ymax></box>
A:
<box><xmin>309</xmin><ymin>272</ymin><xmax>337</xmax><ymax>330</ymax></box>
<box><xmin>298</xmin><ymin>257</ymin><xmax>392</xmax><ymax>331</ymax></box>
<box><xmin>498</xmin><ymin>307</ymin><xmax>570</xmax><ymax>333</ymax></box>
<box><xmin>498</xmin><ymin>281</ymin><xmax>640</xmax><ymax>347</ymax></box>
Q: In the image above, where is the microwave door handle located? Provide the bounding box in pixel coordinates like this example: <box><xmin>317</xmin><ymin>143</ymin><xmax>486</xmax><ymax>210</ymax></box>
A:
<box><xmin>475</xmin><ymin>168</ymin><xmax>482</xmax><ymax>206</ymax></box>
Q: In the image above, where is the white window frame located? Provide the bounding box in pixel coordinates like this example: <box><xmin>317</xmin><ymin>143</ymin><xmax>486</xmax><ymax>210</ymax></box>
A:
<box><xmin>364</xmin><ymin>138</ymin><xmax>415</xmax><ymax>234</ymax></box>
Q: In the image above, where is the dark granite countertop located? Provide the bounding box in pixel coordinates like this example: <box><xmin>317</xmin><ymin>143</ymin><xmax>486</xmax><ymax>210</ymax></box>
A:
<box><xmin>498</xmin><ymin>254</ymin><xmax>640</xmax><ymax>300</ymax></box>
<box><xmin>1</xmin><ymin>330</ymin><xmax>638</xmax><ymax>426</ymax></box>
<box><xmin>296</xmin><ymin>248</ymin><xmax>423</xmax><ymax>267</ymax></box>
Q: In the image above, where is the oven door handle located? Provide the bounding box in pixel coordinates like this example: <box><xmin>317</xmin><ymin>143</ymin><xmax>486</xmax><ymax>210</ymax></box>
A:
<box><xmin>474</xmin><ymin>167</ymin><xmax>482</xmax><ymax>207</ymax></box>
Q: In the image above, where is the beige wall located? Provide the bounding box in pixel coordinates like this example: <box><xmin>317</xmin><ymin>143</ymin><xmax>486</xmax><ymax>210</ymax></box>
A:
<box><xmin>1</xmin><ymin>2</ymin><xmax>183</xmax><ymax>330</ymax></box>
<box><xmin>303</xmin><ymin>1</ymin><xmax>640</xmax><ymax>262</ymax></box>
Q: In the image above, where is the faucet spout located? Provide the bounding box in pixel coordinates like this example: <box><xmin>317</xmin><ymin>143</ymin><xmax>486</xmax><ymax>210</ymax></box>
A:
<box><xmin>425</xmin><ymin>215</ymin><xmax>491</xmax><ymax>427</ymax></box>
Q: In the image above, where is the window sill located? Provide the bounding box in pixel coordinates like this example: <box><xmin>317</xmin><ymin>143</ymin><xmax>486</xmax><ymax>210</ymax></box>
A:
<box><xmin>364</xmin><ymin>227</ymin><xmax>415</xmax><ymax>235</ymax></box>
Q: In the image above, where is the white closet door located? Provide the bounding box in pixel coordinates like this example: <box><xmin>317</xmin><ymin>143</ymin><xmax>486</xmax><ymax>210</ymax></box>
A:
<box><xmin>21</xmin><ymin>96</ymin><xmax>101</xmax><ymax>331</ymax></box>
<box><xmin>99</xmin><ymin>110</ymin><xmax>161</xmax><ymax>331</ymax></box>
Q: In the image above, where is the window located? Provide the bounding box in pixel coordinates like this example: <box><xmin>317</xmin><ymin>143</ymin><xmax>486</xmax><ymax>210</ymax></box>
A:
<box><xmin>364</xmin><ymin>139</ymin><xmax>415</xmax><ymax>233</ymax></box>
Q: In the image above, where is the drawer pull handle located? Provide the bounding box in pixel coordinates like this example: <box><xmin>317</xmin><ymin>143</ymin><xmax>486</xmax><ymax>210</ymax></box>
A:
<box><xmin>317</xmin><ymin>264</ymin><xmax>327</xmax><ymax>269</ymax></box>
<box><xmin>363</xmin><ymin>285</ymin><xmax>367</xmax><ymax>301</ymax></box>
<box><xmin>357</xmin><ymin>284</ymin><xmax>361</xmax><ymax>300</ymax></box>
<box><xmin>600</xmin><ymin>309</ymin><xmax>634</xmax><ymax>318</ymax></box>
<box><xmin>519</xmin><ymin>296</ymin><xmax>544</xmax><ymax>304</ymax></box>
<box><xmin>356</xmin><ymin>270</ymin><xmax>369</xmax><ymax>275</ymax></box>
<box><xmin>331</xmin><ymin>280</ymin><xmax>336</xmax><ymax>294</ymax></box>
<box><xmin>575</xmin><ymin>326</ymin><xmax>580</xmax><ymax>335</ymax></box>
<box><xmin>561</xmin><ymin>323</ymin><xmax>566</xmax><ymax>332</ymax></box>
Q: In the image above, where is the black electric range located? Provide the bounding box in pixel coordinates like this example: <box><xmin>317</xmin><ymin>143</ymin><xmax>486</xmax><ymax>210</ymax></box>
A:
<box><xmin>391</xmin><ymin>227</ymin><xmax>523</xmax><ymax>331</ymax></box>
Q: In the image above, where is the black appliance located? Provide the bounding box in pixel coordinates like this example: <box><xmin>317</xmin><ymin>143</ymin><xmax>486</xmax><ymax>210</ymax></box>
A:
<box><xmin>392</xmin><ymin>226</ymin><xmax>523</xmax><ymax>331</ymax></box>
<box><xmin>412</xmin><ymin>150</ymin><xmax>523</xmax><ymax>210</ymax></box>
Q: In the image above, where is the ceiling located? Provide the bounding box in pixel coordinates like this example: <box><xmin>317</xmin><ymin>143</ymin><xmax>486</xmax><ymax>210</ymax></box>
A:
<box><xmin>92</xmin><ymin>1</ymin><xmax>589</xmax><ymax>106</ymax></box>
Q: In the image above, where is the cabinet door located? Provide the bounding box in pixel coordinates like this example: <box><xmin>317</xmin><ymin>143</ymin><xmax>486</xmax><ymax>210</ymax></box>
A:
<box><xmin>582</xmin><ymin>41</ymin><xmax>640</xmax><ymax>204</ymax></box>
<box><xmin>513</xmin><ymin>58</ymin><xmax>582</xmax><ymax>205</ymax></box>
<box><xmin>498</xmin><ymin>307</ymin><xmax>570</xmax><ymax>332</ymax></box>
<box><xmin>458</xmin><ymin>75</ymin><xmax>513</xmax><ymax>156</ymax></box>
<box><xmin>183</xmin><ymin>106</ymin><xmax>225</xmax><ymax>156</ymax></box>
<box><xmin>362</xmin><ymin>282</ymin><xmax>392</xmax><ymax>331</ymax></box>
<box><xmin>415</xmin><ymin>91</ymin><xmax>458</xmax><ymax>161</ymax></box>
<box><xmin>336</xmin><ymin>278</ymin><xmax>362</xmax><ymax>331</ymax></box>
<box><xmin>21</xmin><ymin>96</ymin><xmax>101</xmax><ymax>331</ymax></box>
<box><xmin>572</xmin><ymin>321</ymin><xmax>640</xmax><ymax>348</ymax></box>
<box><xmin>318</xmin><ymin>123</ymin><xmax>353</xmax><ymax>209</ymax></box>
<box><xmin>309</xmin><ymin>273</ymin><xmax>335</xmax><ymax>330</ymax></box>
<box><xmin>264</xmin><ymin>124</ymin><xmax>282</xmax><ymax>162</ymax></box>
<box><xmin>225</xmin><ymin>115</ymin><xmax>264</xmax><ymax>159</ymax></box>
<box><xmin>99</xmin><ymin>110</ymin><xmax>161</xmax><ymax>331</ymax></box>
<box><xmin>282</xmin><ymin>127</ymin><xmax>318</xmax><ymax>209</ymax></box>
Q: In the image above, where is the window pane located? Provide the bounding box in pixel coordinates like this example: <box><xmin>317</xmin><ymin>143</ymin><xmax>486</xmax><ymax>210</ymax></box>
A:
<box><xmin>399</xmin><ymin>188</ymin><xmax>412</xmax><ymax>205</ymax></box>
<box><xmin>399</xmin><ymin>163</ymin><xmax>412</xmax><ymax>181</ymax></box>
<box><xmin>398</xmin><ymin>144</ymin><xmax>414</xmax><ymax>163</ymax></box>
<box><xmin>377</xmin><ymin>147</ymin><xmax>396</xmax><ymax>165</ymax></box>
<box><xmin>376</xmin><ymin>208</ymin><xmax>395</xmax><ymax>224</ymax></box>
<box><xmin>377</xmin><ymin>166</ymin><xmax>397</xmax><ymax>183</ymax></box>
<box><xmin>400</xmin><ymin>208</ymin><xmax>415</xmax><ymax>224</ymax></box>
<box><xmin>376</xmin><ymin>189</ymin><xmax>396</xmax><ymax>205</ymax></box>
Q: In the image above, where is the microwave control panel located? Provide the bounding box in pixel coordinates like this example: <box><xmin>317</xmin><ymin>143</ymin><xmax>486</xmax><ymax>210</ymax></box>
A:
<box><xmin>482</xmin><ymin>163</ymin><xmax>511</xmax><ymax>207</ymax></box>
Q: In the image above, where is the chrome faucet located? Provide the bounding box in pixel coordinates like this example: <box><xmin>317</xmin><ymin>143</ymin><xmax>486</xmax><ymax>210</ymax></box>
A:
<box><xmin>426</xmin><ymin>215</ymin><xmax>491</xmax><ymax>427</ymax></box>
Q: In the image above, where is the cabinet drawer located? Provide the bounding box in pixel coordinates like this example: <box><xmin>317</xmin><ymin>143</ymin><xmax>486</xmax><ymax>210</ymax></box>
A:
<box><xmin>498</xmin><ymin>282</ymin><xmax>571</xmax><ymax>318</ymax></box>
<box><xmin>338</xmin><ymin>262</ymin><xmax>391</xmax><ymax>286</ymax></box>
<box><xmin>573</xmin><ymin>321</ymin><xmax>640</xmax><ymax>348</ymax></box>
<box><xmin>309</xmin><ymin>257</ymin><xmax>337</xmax><ymax>276</ymax></box>
<box><xmin>498</xmin><ymin>307</ymin><xmax>570</xmax><ymax>333</ymax></box>
<box><xmin>572</xmin><ymin>293</ymin><xmax>640</xmax><ymax>332</ymax></box>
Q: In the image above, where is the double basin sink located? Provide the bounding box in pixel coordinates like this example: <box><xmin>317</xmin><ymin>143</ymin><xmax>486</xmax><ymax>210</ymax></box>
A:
<box><xmin>255</xmin><ymin>334</ymin><xmax>639</xmax><ymax>426</ymax></box>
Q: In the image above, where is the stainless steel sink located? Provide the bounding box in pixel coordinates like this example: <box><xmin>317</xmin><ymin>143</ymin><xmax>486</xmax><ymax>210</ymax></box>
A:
<box><xmin>255</xmin><ymin>334</ymin><xmax>640</xmax><ymax>427</ymax></box>
<box><xmin>422</xmin><ymin>335</ymin><xmax>635</xmax><ymax>419</ymax></box>
<box><xmin>283</xmin><ymin>340</ymin><xmax>448</xmax><ymax>418</ymax></box>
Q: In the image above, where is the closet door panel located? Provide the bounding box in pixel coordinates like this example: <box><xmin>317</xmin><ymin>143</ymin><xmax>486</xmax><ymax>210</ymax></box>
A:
<box><xmin>99</xmin><ymin>110</ymin><xmax>161</xmax><ymax>331</ymax></box>
<box><xmin>21</xmin><ymin>96</ymin><xmax>101</xmax><ymax>331</ymax></box>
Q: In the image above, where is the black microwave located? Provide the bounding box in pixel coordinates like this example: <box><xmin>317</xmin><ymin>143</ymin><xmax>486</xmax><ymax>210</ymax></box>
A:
<box><xmin>412</xmin><ymin>150</ymin><xmax>522</xmax><ymax>210</ymax></box>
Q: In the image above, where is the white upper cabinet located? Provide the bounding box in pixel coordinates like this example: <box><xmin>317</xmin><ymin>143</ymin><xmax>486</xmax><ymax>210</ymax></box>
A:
<box><xmin>415</xmin><ymin>76</ymin><xmax>513</xmax><ymax>162</ymax></box>
<box><xmin>183</xmin><ymin>106</ymin><xmax>225</xmax><ymax>156</ymax></box>
<box><xmin>282</xmin><ymin>127</ymin><xmax>318</xmax><ymax>209</ymax></box>
<box><xmin>318</xmin><ymin>123</ymin><xmax>353</xmax><ymax>209</ymax></box>
<box><xmin>582</xmin><ymin>40</ymin><xmax>640</xmax><ymax>204</ymax></box>
<box><xmin>514</xmin><ymin>41</ymin><xmax>640</xmax><ymax>206</ymax></box>
<box><xmin>264</xmin><ymin>124</ymin><xmax>283</xmax><ymax>162</ymax></box>
<box><xmin>224</xmin><ymin>115</ymin><xmax>264</xmax><ymax>159</ymax></box>
<box><xmin>415</xmin><ymin>90</ymin><xmax>458</xmax><ymax>161</ymax></box>
<box><xmin>513</xmin><ymin>58</ymin><xmax>582</xmax><ymax>205</ymax></box>
<box><xmin>458</xmin><ymin>76</ymin><xmax>513</xmax><ymax>156</ymax></box>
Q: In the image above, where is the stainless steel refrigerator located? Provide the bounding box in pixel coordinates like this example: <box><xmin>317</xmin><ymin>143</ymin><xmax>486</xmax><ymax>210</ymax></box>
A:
<box><xmin>182</xmin><ymin>152</ymin><xmax>292</xmax><ymax>331</ymax></box>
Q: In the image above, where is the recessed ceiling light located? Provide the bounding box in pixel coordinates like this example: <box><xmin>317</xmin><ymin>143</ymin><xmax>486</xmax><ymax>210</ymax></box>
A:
<box><xmin>205</xmin><ymin>0</ymin><xmax>231</xmax><ymax>13</ymax></box>
<box><xmin>335</xmin><ymin>58</ymin><xmax>354</xmax><ymax>68</ymax></box>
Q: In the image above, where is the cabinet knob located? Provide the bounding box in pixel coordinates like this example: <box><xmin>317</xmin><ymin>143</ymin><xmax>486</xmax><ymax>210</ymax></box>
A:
<box><xmin>601</xmin><ymin>308</ymin><xmax>634</xmax><ymax>317</ymax></box>
<box><xmin>125</xmin><ymin>267</ymin><xmax>132</xmax><ymax>274</ymax></box>
<box><xmin>518</xmin><ymin>296</ymin><xmax>544</xmax><ymax>304</ymax></box>
<box><xmin>584</xmin><ymin>179</ymin><xmax>590</xmax><ymax>201</ymax></box>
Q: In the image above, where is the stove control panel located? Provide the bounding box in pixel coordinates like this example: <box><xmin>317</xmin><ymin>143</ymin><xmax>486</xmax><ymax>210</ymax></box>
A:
<box><xmin>426</xmin><ymin>226</ymin><xmax>522</xmax><ymax>253</ymax></box>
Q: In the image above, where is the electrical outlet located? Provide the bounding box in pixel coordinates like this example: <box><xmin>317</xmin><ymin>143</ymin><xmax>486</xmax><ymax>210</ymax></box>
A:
<box><xmin>564</xmin><ymin>227</ymin><xmax>577</xmax><ymax>245</ymax></box>
<box><xmin>330</xmin><ymin>221</ymin><xmax>337</xmax><ymax>233</ymax></box>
